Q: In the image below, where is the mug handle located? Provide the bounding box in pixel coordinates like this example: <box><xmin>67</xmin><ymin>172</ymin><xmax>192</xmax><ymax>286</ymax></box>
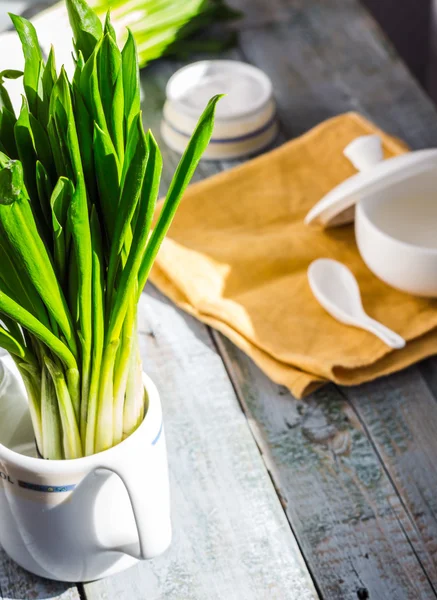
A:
<box><xmin>95</xmin><ymin>463</ymin><xmax>172</xmax><ymax>561</ymax></box>
<box><xmin>95</xmin><ymin>466</ymin><xmax>149</xmax><ymax>560</ymax></box>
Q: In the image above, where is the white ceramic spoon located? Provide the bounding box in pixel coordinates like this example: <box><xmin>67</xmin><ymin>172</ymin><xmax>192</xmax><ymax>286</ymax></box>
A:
<box><xmin>308</xmin><ymin>258</ymin><xmax>406</xmax><ymax>349</ymax></box>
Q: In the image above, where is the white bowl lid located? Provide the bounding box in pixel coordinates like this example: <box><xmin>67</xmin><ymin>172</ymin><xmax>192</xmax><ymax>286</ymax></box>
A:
<box><xmin>166</xmin><ymin>60</ymin><xmax>273</xmax><ymax>121</ymax></box>
<box><xmin>304</xmin><ymin>135</ymin><xmax>437</xmax><ymax>228</ymax></box>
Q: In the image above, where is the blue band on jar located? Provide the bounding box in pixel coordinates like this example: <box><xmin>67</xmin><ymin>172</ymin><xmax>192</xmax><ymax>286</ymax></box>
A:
<box><xmin>163</xmin><ymin>113</ymin><xmax>278</xmax><ymax>144</ymax></box>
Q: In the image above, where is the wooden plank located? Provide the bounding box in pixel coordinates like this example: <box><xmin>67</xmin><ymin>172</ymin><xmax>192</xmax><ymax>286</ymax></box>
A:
<box><xmin>234</xmin><ymin>0</ymin><xmax>437</xmax><ymax>147</ymax></box>
<box><xmin>83</xmin><ymin>290</ymin><xmax>319</xmax><ymax>600</ymax></box>
<box><xmin>0</xmin><ymin>549</ymin><xmax>81</xmax><ymax>600</ymax></box>
<box><xmin>341</xmin><ymin>366</ymin><xmax>437</xmax><ymax>589</ymax></box>
<box><xmin>215</xmin><ymin>334</ymin><xmax>437</xmax><ymax>600</ymax></box>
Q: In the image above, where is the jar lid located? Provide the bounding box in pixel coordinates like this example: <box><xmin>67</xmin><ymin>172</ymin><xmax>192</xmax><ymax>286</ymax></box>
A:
<box><xmin>304</xmin><ymin>135</ymin><xmax>437</xmax><ymax>228</ymax></box>
<box><xmin>161</xmin><ymin>60</ymin><xmax>278</xmax><ymax>160</ymax></box>
<box><xmin>166</xmin><ymin>60</ymin><xmax>273</xmax><ymax>121</ymax></box>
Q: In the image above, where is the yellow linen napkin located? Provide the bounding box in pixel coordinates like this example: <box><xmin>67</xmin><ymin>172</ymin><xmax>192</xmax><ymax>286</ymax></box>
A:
<box><xmin>150</xmin><ymin>112</ymin><xmax>437</xmax><ymax>397</ymax></box>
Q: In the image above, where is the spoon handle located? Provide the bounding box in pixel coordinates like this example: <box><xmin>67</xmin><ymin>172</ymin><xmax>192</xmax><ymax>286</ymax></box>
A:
<box><xmin>361</xmin><ymin>316</ymin><xmax>406</xmax><ymax>349</ymax></box>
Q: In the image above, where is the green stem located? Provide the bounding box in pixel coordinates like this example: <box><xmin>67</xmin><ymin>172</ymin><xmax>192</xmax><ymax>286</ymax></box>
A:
<box><xmin>44</xmin><ymin>356</ymin><xmax>82</xmax><ymax>459</ymax></box>
<box><xmin>113</xmin><ymin>300</ymin><xmax>136</xmax><ymax>445</ymax></box>
<box><xmin>95</xmin><ymin>340</ymin><xmax>119</xmax><ymax>453</ymax></box>
<box><xmin>123</xmin><ymin>332</ymin><xmax>144</xmax><ymax>438</ymax></box>
<box><xmin>41</xmin><ymin>361</ymin><xmax>63</xmax><ymax>459</ymax></box>
<box><xmin>15</xmin><ymin>361</ymin><xmax>43</xmax><ymax>455</ymax></box>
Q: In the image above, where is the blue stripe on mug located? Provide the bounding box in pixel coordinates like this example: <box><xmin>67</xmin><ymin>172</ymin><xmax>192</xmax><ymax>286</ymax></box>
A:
<box><xmin>16</xmin><ymin>423</ymin><xmax>164</xmax><ymax>493</ymax></box>
<box><xmin>18</xmin><ymin>481</ymin><xmax>77</xmax><ymax>493</ymax></box>
<box><xmin>163</xmin><ymin>114</ymin><xmax>278</xmax><ymax>144</ymax></box>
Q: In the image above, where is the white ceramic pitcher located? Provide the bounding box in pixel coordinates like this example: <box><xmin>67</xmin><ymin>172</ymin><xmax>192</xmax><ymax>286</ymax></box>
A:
<box><xmin>0</xmin><ymin>361</ymin><xmax>171</xmax><ymax>582</ymax></box>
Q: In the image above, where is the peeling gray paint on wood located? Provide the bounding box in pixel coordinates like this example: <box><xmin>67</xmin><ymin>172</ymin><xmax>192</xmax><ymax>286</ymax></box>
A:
<box><xmin>83</xmin><ymin>291</ymin><xmax>319</xmax><ymax>600</ymax></box>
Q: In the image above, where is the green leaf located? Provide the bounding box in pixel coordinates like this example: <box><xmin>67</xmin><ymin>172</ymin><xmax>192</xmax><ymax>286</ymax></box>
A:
<box><xmin>138</xmin><ymin>94</ymin><xmax>222</xmax><ymax>294</ymax></box>
<box><xmin>99</xmin><ymin>33</ymin><xmax>124</xmax><ymax>159</ymax></box>
<box><xmin>30</xmin><ymin>112</ymin><xmax>54</xmax><ymax>174</ymax></box>
<box><xmin>66</xmin><ymin>0</ymin><xmax>103</xmax><ymax>63</ymax></box>
<box><xmin>84</xmin><ymin>205</ymin><xmax>104</xmax><ymax>450</ymax></box>
<box><xmin>0</xmin><ymin>161</ymin><xmax>77</xmax><ymax>356</ymax></box>
<box><xmin>0</xmin><ymin>70</ymin><xmax>23</xmax><ymax>81</ymax></box>
<box><xmin>0</xmin><ymin>230</ymin><xmax>50</xmax><ymax>326</ymax></box>
<box><xmin>72</xmin><ymin>84</ymin><xmax>96</xmax><ymax>202</ymax></box>
<box><xmin>109</xmin><ymin>131</ymin><xmax>162</xmax><ymax>339</ymax></box>
<box><xmin>40</xmin><ymin>47</ymin><xmax>57</xmax><ymax>128</ymax></box>
<box><xmin>68</xmin><ymin>180</ymin><xmax>93</xmax><ymax>411</ymax></box>
<box><xmin>9</xmin><ymin>14</ymin><xmax>43</xmax><ymax>115</ymax></box>
<box><xmin>106</xmin><ymin>113</ymin><xmax>147</xmax><ymax>305</ymax></box>
<box><xmin>104</xmin><ymin>11</ymin><xmax>116</xmax><ymax>42</ymax></box>
<box><xmin>50</xmin><ymin>69</ymin><xmax>85</xmax><ymax>184</ymax></box>
<box><xmin>0</xmin><ymin>108</ymin><xmax>18</xmax><ymax>158</ymax></box>
<box><xmin>0</xmin><ymin>158</ymin><xmax>24</xmax><ymax>204</ymax></box>
<box><xmin>93</xmin><ymin>123</ymin><xmax>120</xmax><ymax>240</ymax></box>
<box><xmin>50</xmin><ymin>176</ymin><xmax>74</xmax><ymax>283</ymax></box>
<box><xmin>0</xmin><ymin>288</ymin><xmax>76</xmax><ymax>369</ymax></box>
<box><xmin>80</xmin><ymin>39</ymin><xmax>108</xmax><ymax>135</ymax></box>
<box><xmin>14</xmin><ymin>98</ymin><xmax>38</xmax><ymax>200</ymax></box>
<box><xmin>48</xmin><ymin>115</ymin><xmax>69</xmax><ymax>180</ymax></box>
<box><xmin>0</xmin><ymin>323</ymin><xmax>26</xmax><ymax>358</ymax></box>
<box><xmin>121</xmin><ymin>30</ymin><xmax>141</xmax><ymax>136</ymax></box>
<box><xmin>35</xmin><ymin>160</ymin><xmax>52</xmax><ymax>227</ymax></box>
<box><xmin>73</xmin><ymin>49</ymin><xmax>85</xmax><ymax>89</ymax></box>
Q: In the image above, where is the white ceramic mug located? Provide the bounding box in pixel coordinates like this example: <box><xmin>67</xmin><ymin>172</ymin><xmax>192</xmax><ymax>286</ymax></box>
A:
<box><xmin>0</xmin><ymin>368</ymin><xmax>172</xmax><ymax>582</ymax></box>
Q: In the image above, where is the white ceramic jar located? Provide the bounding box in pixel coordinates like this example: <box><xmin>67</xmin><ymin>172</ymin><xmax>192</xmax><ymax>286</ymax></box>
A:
<box><xmin>0</xmin><ymin>363</ymin><xmax>171</xmax><ymax>583</ymax></box>
<box><xmin>161</xmin><ymin>60</ymin><xmax>279</xmax><ymax>160</ymax></box>
<box><xmin>305</xmin><ymin>135</ymin><xmax>437</xmax><ymax>298</ymax></box>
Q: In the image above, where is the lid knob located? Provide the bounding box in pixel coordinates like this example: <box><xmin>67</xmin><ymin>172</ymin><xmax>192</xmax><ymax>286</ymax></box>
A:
<box><xmin>343</xmin><ymin>135</ymin><xmax>383</xmax><ymax>172</ymax></box>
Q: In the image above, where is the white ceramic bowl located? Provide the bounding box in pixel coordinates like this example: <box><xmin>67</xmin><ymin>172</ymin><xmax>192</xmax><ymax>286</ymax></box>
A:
<box><xmin>355</xmin><ymin>168</ymin><xmax>437</xmax><ymax>297</ymax></box>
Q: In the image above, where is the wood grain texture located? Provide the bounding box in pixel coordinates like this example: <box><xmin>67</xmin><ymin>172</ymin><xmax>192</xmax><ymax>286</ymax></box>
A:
<box><xmin>0</xmin><ymin>549</ymin><xmax>80</xmax><ymax>600</ymax></box>
<box><xmin>215</xmin><ymin>334</ymin><xmax>437</xmax><ymax>600</ymax></box>
<box><xmin>342</xmin><ymin>367</ymin><xmax>437</xmax><ymax>590</ymax></box>
<box><xmin>83</xmin><ymin>290</ymin><xmax>319</xmax><ymax>600</ymax></box>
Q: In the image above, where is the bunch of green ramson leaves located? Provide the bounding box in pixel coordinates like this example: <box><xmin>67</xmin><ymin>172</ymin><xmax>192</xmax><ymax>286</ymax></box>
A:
<box><xmin>0</xmin><ymin>0</ymin><xmax>220</xmax><ymax>459</ymax></box>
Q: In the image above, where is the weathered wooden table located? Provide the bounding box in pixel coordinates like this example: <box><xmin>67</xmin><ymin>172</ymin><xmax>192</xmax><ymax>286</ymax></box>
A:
<box><xmin>2</xmin><ymin>0</ymin><xmax>437</xmax><ymax>598</ymax></box>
